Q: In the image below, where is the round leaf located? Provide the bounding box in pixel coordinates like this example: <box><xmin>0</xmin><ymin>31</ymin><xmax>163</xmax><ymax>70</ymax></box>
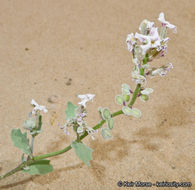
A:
<box><xmin>140</xmin><ymin>94</ymin><xmax>149</xmax><ymax>102</ymax></box>
<box><xmin>24</xmin><ymin>119</ymin><xmax>36</xmax><ymax>130</ymax></box>
<box><xmin>101</xmin><ymin>108</ymin><xmax>111</xmax><ymax>120</ymax></box>
<box><xmin>101</xmin><ymin>128</ymin><xmax>112</xmax><ymax>140</ymax></box>
<box><xmin>115</xmin><ymin>95</ymin><xmax>123</xmax><ymax>105</ymax></box>
<box><xmin>122</xmin><ymin>106</ymin><xmax>142</xmax><ymax>118</ymax></box>
<box><xmin>122</xmin><ymin>84</ymin><xmax>131</xmax><ymax>95</ymax></box>
<box><xmin>107</xmin><ymin>118</ymin><xmax>114</xmax><ymax>130</ymax></box>
<box><xmin>122</xmin><ymin>94</ymin><xmax>130</xmax><ymax>102</ymax></box>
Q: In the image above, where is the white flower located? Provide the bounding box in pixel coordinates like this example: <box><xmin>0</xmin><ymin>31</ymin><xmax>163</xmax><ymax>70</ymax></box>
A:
<box><xmin>126</xmin><ymin>33</ymin><xmax>136</xmax><ymax>52</ymax></box>
<box><xmin>135</xmin><ymin>32</ymin><xmax>149</xmax><ymax>43</ymax></box>
<box><xmin>158</xmin><ymin>12</ymin><xmax>177</xmax><ymax>33</ymax></box>
<box><xmin>31</xmin><ymin>99</ymin><xmax>48</xmax><ymax>114</ymax></box>
<box><xmin>136</xmin><ymin>27</ymin><xmax>161</xmax><ymax>46</ymax></box>
<box><xmin>151</xmin><ymin>63</ymin><xmax>173</xmax><ymax>77</ymax></box>
<box><xmin>149</xmin><ymin>27</ymin><xmax>161</xmax><ymax>42</ymax></box>
<box><xmin>139</xmin><ymin>19</ymin><xmax>154</xmax><ymax>34</ymax></box>
<box><xmin>135</xmin><ymin>28</ymin><xmax>161</xmax><ymax>56</ymax></box>
<box><xmin>78</xmin><ymin>94</ymin><xmax>95</xmax><ymax>107</ymax></box>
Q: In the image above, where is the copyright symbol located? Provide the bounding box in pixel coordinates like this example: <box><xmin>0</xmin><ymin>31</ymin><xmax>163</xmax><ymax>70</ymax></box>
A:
<box><xmin>117</xmin><ymin>181</ymin><xmax>123</xmax><ymax>187</ymax></box>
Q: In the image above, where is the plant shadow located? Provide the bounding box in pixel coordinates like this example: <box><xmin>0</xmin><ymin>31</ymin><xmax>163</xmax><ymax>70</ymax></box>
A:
<box><xmin>134</xmin><ymin>96</ymin><xmax>192</xmax><ymax>151</ymax></box>
<box><xmin>0</xmin><ymin>135</ymin><xmax>136</xmax><ymax>188</ymax></box>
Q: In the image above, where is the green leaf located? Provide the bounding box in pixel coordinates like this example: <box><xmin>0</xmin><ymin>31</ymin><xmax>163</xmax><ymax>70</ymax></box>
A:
<box><xmin>71</xmin><ymin>141</ymin><xmax>93</xmax><ymax>166</ymax></box>
<box><xmin>140</xmin><ymin>94</ymin><xmax>149</xmax><ymax>102</ymax></box>
<box><xmin>115</xmin><ymin>95</ymin><xmax>123</xmax><ymax>105</ymax></box>
<box><xmin>122</xmin><ymin>106</ymin><xmax>142</xmax><ymax>118</ymax></box>
<box><xmin>23</xmin><ymin>160</ymin><xmax>53</xmax><ymax>175</ymax></box>
<box><xmin>101</xmin><ymin>108</ymin><xmax>111</xmax><ymax>120</ymax></box>
<box><xmin>101</xmin><ymin>128</ymin><xmax>112</xmax><ymax>140</ymax></box>
<box><xmin>107</xmin><ymin>118</ymin><xmax>114</xmax><ymax>130</ymax></box>
<box><xmin>122</xmin><ymin>83</ymin><xmax>131</xmax><ymax>95</ymax></box>
<box><xmin>122</xmin><ymin>94</ymin><xmax>130</xmax><ymax>102</ymax></box>
<box><xmin>65</xmin><ymin>102</ymin><xmax>77</xmax><ymax>121</ymax></box>
<box><xmin>24</xmin><ymin>118</ymin><xmax>36</xmax><ymax>130</ymax></box>
<box><xmin>11</xmin><ymin>128</ymin><xmax>31</xmax><ymax>155</ymax></box>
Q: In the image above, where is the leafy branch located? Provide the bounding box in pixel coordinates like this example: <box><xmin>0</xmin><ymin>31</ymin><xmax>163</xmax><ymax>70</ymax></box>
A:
<box><xmin>0</xmin><ymin>83</ymin><xmax>141</xmax><ymax>180</ymax></box>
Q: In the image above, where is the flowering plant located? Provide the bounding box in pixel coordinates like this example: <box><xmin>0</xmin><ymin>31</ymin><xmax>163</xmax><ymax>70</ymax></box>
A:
<box><xmin>0</xmin><ymin>12</ymin><xmax>176</xmax><ymax>180</ymax></box>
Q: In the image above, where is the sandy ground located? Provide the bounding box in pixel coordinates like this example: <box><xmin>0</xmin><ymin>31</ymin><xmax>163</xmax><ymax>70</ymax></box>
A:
<box><xmin>0</xmin><ymin>0</ymin><xmax>194</xmax><ymax>189</ymax></box>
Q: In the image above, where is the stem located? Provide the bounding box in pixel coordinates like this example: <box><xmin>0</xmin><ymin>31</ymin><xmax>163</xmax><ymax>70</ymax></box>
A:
<box><xmin>31</xmin><ymin>136</ymin><xmax>34</xmax><ymax>154</ymax></box>
<box><xmin>0</xmin><ymin>160</ymin><xmax>34</xmax><ymax>180</ymax></box>
<box><xmin>0</xmin><ymin>84</ymin><xmax>141</xmax><ymax>181</ymax></box>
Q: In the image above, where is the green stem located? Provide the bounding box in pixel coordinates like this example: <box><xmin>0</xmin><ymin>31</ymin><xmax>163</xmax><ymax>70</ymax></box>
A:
<box><xmin>31</xmin><ymin>136</ymin><xmax>34</xmax><ymax>154</ymax></box>
<box><xmin>0</xmin><ymin>84</ymin><xmax>141</xmax><ymax>181</ymax></box>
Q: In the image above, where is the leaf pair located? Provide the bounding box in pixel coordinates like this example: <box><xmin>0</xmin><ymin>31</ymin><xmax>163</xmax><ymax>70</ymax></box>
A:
<box><xmin>122</xmin><ymin>106</ymin><xmax>142</xmax><ymax>118</ymax></box>
<box><xmin>101</xmin><ymin>108</ymin><xmax>114</xmax><ymax>130</ymax></box>
<box><xmin>99</xmin><ymin>107</ymin><xmax>114</xmax><ymax>140</ymax></box>
<box><xmin>116</xmin><ymin>83</ymin><xmax>142</xmax><ymax>118</ymax></box>
<box><xmin>140</xmin><ymin>88</ymin><xmax>153</xmax><ymax>102</ymax></box>
<box><xmin>115</xmin><ymin>83</ymin><xmax>131</xmax><ymax>105</ymax></box>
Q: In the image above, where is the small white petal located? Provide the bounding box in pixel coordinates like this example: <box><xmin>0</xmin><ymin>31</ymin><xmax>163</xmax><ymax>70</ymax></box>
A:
<box><xmin>31</xmin><ymin>99</ymin><xmax>48</xmax><ymax>114</ymax></box>
<box><xmin>158</xmin><ymin>12</ymin><xmax>177</xmax><ymax>33</ymax></box>
<box><xmin>141</xmin><ymin>88</ymin><xmax>154</xmax><ymax>95</ymax></box>
<box><xmin>135</xmin><ymin>32</ymin><xmax>149</xmax><ymax>43</ymax></box>
<box><xmin>31</xmin><ymin>99</ymin><xmax>38</xmax><ymax>106</ymax></box>
<box><xmin>139</xmin><ymin>19</ymin><xmax>154</xmax><ymax>34</ymax></box>
<box><xmin>126</xmin><ymin>33</ymin><xmax>136</xmax><ymax>52</ymax></box>
<box><xmin>158</xmin><ymin>12</ymin><xmax>166</xmax><ymax>23</ymax></box>
<box><xmin>78</xmin><ymin>94</ymin><xmax>95</xmax><ymax>107</ymax></box>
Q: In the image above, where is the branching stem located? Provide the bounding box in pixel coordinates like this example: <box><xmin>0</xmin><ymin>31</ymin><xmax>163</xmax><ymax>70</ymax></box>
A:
<box><xmin>0</xmin><ymin>83</ymin><xmax>141</xmax><ymax>181</ymax></box>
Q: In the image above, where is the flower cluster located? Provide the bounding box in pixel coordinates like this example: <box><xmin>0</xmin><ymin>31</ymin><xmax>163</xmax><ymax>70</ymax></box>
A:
<box><xmin>126</xmin><ymin>12</ymin><xmax>176</xmax><ymax>85</ymax></box>
<box><xmin>60</xmin><ymin>94</ymin><xmax>97</xmax><ymax>140</ymax></box>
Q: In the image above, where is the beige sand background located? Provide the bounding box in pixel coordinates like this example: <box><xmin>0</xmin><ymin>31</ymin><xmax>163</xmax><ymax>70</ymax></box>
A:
<box><xmin>0</xmin><ymin>0</ymin><xmax>194</xmax><ymax>189</ymax></box>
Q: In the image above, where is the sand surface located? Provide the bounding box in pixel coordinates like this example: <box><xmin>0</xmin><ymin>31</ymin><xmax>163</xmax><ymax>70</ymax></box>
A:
<box><xmin>0</xmin><ymin>0</ymin><xmax>194</xmax><ymax>189</ymax></box>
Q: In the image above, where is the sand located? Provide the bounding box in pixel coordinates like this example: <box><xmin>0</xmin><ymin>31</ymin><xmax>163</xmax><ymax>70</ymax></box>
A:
<box><xmin>0</xmin><ymin>0</ymin><xmax>194</xmax><ymax>189</ymax></box>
